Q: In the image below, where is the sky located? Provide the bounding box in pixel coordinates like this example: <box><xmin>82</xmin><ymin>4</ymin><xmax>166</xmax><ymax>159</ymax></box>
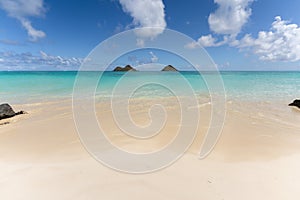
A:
<box><xmin>1</xmin><ymin>0</ymin><xmax>300</xmax><ymax>71</ymax></box>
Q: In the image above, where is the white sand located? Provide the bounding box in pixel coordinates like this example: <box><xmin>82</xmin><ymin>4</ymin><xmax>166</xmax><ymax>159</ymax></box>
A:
<box><xmin>0</xmin><ymin>99</ymin><xmax>300</xmax><ymax>200</ymax></box>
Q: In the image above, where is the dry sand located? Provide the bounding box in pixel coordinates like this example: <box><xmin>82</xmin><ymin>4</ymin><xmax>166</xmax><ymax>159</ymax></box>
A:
<box><xmin>0</xmin><ymin>99</ymin><xmax>300</xmax><ymax>200</ymax></box>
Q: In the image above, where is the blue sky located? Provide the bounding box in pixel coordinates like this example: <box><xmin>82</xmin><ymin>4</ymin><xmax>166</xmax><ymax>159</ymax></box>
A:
<box><xmin>1</xmin><ymin>0</ymin><xmax>300</xmax><ymax>71</ymax></box>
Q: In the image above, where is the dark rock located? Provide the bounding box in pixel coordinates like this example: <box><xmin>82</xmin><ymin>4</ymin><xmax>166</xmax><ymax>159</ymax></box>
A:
<box><xmin>0</xmin><ymin>103</ymin><xmax>26</xmax><ymax>120</ymax></box>
<box><xmin>161</xmin><ymin>65</ymin><xmax>178</xmax><ymax>71</ymax></box>
<box><xmin>113</xmin><ymin>65</ymin><xmax>137</xmax><ymax>71</ymax></box>
<box><xmin>289</xmin><ymin>99</ymin><xmax>300</xmax><ymax>109</ymax></box>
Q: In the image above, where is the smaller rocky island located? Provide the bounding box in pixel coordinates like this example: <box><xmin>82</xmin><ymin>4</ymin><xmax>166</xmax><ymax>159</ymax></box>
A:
<box><xmin>289</xmin><ymin>99</ymin><xmax>300</xmax><ymax>109</ymax></box>
<box><xmin>0</xmin><ymin>103</ymin><xmax>26</xmax><ymax>120</ymax></box>
<box><xmin>161</xmin><ymin>65</ymin><xmax>178</xmax><ymax>71</ymax></box>
<box><xmin>113</xmin><ymin>65</ymin><xmax>137</xmax><ymax>71</ymax></box>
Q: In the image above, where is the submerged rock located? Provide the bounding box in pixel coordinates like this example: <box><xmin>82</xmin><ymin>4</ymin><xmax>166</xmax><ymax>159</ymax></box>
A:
<box><xmin>289</xmin><ymin>99</ymin><xmax>300</xmax><ymax>109</ymax></box>
<box><xmin>0</xmin><ymin>103</ymin><xmax>26</xmax><ymax>120</ymax></box>
<box><xmin>161</xmin><ymin>65</ymin><xmax>178</xmax><ymax>71</ymax></box>
<box><xmin>113</xmin><ymin>65</ymin><xmax>137</xmax><ymax>71</ymax></box>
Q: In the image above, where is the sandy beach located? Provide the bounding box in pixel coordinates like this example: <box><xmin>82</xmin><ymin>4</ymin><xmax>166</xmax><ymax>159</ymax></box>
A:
<box><xmin>1</xmin><ymin>98</ymin><xmax>300</xmax><ymax>200</ymax></box>
<box><xmin>1</xmin><ymin>0</ymin><xmax>300</xmax><ymax>199</ymax></box>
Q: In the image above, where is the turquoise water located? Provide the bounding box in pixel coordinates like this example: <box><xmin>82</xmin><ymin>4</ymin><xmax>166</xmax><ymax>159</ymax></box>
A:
<box><xmin>0</xmin><ymin>71</ymin><xmax>300</xmax><ymax>104</ymax></box>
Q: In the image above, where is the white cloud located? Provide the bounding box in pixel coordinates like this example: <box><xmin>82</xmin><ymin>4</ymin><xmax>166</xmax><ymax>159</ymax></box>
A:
<box><xmin>185</xmin><ymin>1</ymin><xmax>300</xmax><ymax>62</ymax></box>
<box><xmin>238</xmin><ymin>16</ymin><xmax>300</xmax><ymax>62</ymax></box>
<box><xmin>186</xmin><ymin>34</ymin><xmax>240</xmax><ymax>48</ymax></box>
<box><xmin>198</xmin><ymin>34</ymin><xmax>220</xmax><ymax>47</ymax></box>
<box><xmin>0</xmin><ymin>51</ymin><xmax>83</xmax><ymax>70</ymax></box>
<box><xmin>187</xmin><ymin>0</ymin><xmax>253</xmax><ymax>48</ymax></box>
<box><xmin>136</xmin><ymin>38</ymin><xmax>145</xmax><ymax>47</ymax></box>
<box><xmin>0</xmin><ymin>0</ymin><xmax>46</xmax><ymax>41</ymax></box>
<box><xmin>209</xmin><ymin>0</ymin><xmax>253</xmax><ymax>35</ymax></box>
<box><xmin>38</xmin><ymin>51</ymin><xmax>82</xmax><ymax>67</ymax></box>
<box><xmin>118</xmin><ymin>0</ymin><xmax>166</xmax><ymax>39</ymax></box>
<box><xmin>19</xmin><ymin>18</ymin><xmax>46</xmax><ymax>41</ymax></box>
<box><xmin>186</xmin><ymin>34</ymin><xmax>230</xmax><ymax>48</ymax></box>
<box><xmin>149</xmin><ymin>51</ymin><xmax>158</xmax><ymax>62</ymax></box>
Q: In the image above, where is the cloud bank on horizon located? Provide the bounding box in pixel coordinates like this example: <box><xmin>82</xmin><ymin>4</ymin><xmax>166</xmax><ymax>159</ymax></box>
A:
<box><xmin>0</xmin><ymin>51</ymin><xmax>82</xmax><ymax>70</ymax></box>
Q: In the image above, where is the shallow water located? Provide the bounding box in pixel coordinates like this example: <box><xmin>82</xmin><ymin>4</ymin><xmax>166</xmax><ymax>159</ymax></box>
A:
<box><xmin>1</xmin><ymin>71</ymin><xmax>299</xmax><ymax>103</ymax></box>
<box><xmin>1</xmin><ymin>71</ymin><xmax>300</xmax><ymax>126</ymax></box>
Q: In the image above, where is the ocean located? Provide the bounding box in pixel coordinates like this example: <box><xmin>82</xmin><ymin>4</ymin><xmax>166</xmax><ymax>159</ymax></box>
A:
<box><xmin>1</xmin><ymin>71</ymin><xmax>299</xmax><ymax>104</ymax></box>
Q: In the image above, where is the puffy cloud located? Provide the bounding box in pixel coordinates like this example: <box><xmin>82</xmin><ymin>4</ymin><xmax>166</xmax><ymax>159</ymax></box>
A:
<box><xmin>187</xmin><ymin>0</ymin><xmax>253</xmax><ymax>48</ymax></box>
<box><xmin>208</xmin><ymin>0</ymin><xmax>253</xmax><ymax>35</ymax></box>
<box><xmin>0</xmin><ymin>51</ymin><xmax>82</xmax><ymax>70</ymax></box>
<box><xmin>118</xmin><ymin>0</ymin><xmax>166</xmax><ymax>39</ymax></box>
<box><xmin>185</xmin><ymin>34</ymin><xmax>240</xmax><ymax>48</ymax></box>
<box><xmin>185</xmin><ymin>1</ymin><xmax>300</xmax><ymax>62</ymax></box>
<box><xmin>198</xmin><ymin>34</ymin><xmax>220</xmax><ymax>47</ymax></box>
<box><xmin>0</xmin><ymin>0</ymin><xmax>46</xmax><ymax>41</ymax></box>
<box><xmin>186</xmin><ymin>34</ymin><xmax>230</xmax><ymax>48</ymax></box>
<box><xmin>238</xmin><ymin>16</ymin><xmax>300</xmax><ymax>62</ymax></box>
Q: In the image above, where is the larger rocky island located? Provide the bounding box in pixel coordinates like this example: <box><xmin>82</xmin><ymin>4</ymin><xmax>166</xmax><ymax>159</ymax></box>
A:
<box><xmin>113</xmin><ymin>65</ymin><xmax>137</xmax><ymax>71</ymax></box>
